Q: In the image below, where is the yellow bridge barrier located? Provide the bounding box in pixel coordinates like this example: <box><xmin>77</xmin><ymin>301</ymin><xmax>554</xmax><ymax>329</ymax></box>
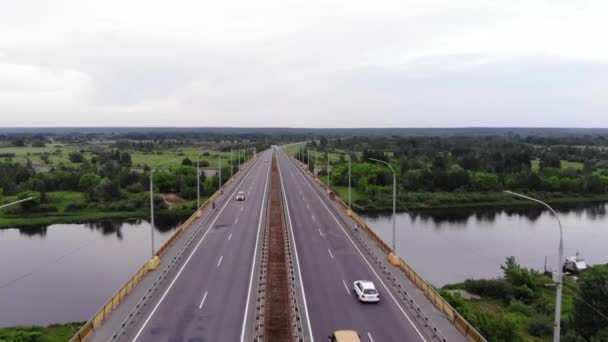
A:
<box><xmin>70</xmin><ymin>160</ymin><xmax>253</xmax><ymax>342</ymax></box>
<box><xmin>301</xmin><ymin>160</ymin><xmax>486</xmax><ymax>342</ymax></box>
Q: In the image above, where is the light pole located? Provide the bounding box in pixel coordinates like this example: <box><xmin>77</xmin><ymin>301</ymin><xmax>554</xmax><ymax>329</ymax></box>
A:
<box><xmin>369</xmin><ymin>158</ymin><xmax>397</xmax><ymax>253</ymax></box>
<box><xmin>230</xmin><ymin>148</ymin><xmax>233</xmax><ymax>178</ymax></box>
<box><xmin>307</xmin><ymin>149</ymin><xmax>310</xmax><ymax>171</ymax></box>
<box><xmin>196</xmin><ymin>152</ymin><xmax>204</xmax><ymax>209</ymax></box>
<box><xmin>0</xmin><ymin>197</ymin><xmax>36</xmax><ymax>210</ymax></box>
<box><xmin>315</xmin><ymin>150</ymin><xmax>318</xmax><ymax>176</ymax></box>
<box><xmin>326</xmin><ymin>149</ymin><xmax>330</xmax><ymax>188</ymax></box>
<box><xmin>504</xmin><ymin>190</ymin><xmax>563</xmax><ymax>342</ymax></box>
<box><xmin>150</xmin><ymin>158</ymin><xmax>178</xmax><ymax>257</ymax></box>
<box><xmin>218</xmin><ymin>151</ymin><xmax>222</xmax><ymax>192</ymax></box>
<box><xmin>348</xmin><ymin>153</ymin><xmax>351</xmax><ymax>209</ymax></box>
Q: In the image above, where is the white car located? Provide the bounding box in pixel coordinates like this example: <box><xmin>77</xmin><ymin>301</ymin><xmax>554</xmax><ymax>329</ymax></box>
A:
<box><xmin>235</xmin><ymin>191</ymin><xmax>246</xmax><ymax>201</ymax></box>
<box><xmin>353</xmin><ymin>280</ymin><xmax>379</xmax><ymax>303</ymax></box>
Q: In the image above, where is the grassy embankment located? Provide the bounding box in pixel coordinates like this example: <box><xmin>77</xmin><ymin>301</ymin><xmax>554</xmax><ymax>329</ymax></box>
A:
<box><xmin>0</xmin><ymin>191</ymin><xmax>199</xmax><ymax>228</ymax></box>
<box><xmin>0</xmin><ymin>322</ymin><xmax>84</xmax><ymax>342</ymax></box>
<box><xmin>0</xmin><ymin>145</ymin><xmax>240</xmax><ymax>228</ymax></box>
<box><xmin>333</xmin><ymin>186</ymin><xmax>608</xmax><ymax>211</ymax></box>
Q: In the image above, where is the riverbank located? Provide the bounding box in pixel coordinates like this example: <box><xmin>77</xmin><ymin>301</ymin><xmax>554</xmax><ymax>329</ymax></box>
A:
<box><xmin>0</xmin><ymin>208</ymin><xmax>194</xmax><ymax>229</ymax></box>
<box><xmin>332</xmin><ymin>187</ymin><xmax>608</xmax><ymax>212</ymax></box>
<box><xmin>438</xmin><ymin>260</ymin><xmax>608</xmax><ymax>341</ymax></box>
<box><xmin>0</xmin><ymin>322</ymin><xmax>83</xmax><ymax>342</ymax></box>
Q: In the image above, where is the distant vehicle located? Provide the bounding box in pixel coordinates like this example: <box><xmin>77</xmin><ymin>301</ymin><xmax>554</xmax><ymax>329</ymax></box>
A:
<box><xmin>265</xmin><ymin>159</ymin><xmax>269</xmax><ymax>162</ymax></box>
<box><xmin>563</xmin><ymin>252</ymin><xmax>588</xmax><ymax>275</ymax></box>
<box><xmin>353</xmin><ymin>280</ymin><xmax>379</xmax><ymax>303</ymax></box>
<box><xmin>328</xmin><ymin>330</ymin><xmax>360</xmax><ymax>342</ymax></box>
<box><xmin>235</xmin><ymin>191</ymin><xmax>246</xmax><ymax>201</ymax></box>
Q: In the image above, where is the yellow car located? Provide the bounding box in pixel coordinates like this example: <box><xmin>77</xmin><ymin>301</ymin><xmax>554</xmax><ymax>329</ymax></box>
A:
<box><xmin>328</xmin><ymin>330</ymin><xmax>361</xmax><ymax>342</ymax></box>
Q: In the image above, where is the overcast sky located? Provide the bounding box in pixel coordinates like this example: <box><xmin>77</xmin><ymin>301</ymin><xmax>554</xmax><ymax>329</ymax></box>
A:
<box><xmin>1</xmin><ymin>0</ymin><xmax>607</xmax><ymax>128</ymax></box>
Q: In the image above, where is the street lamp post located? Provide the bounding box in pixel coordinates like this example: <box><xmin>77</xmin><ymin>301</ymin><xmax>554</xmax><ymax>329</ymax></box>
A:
<box><xmin>348</xmin><ymin>153</ymin><xmax>351</xmax><ymax>209</ymax></box>
<box><xmin>230</xmin><ymin>148</ymin><xmax>233</xmax><ymax>178</ymax></box>
<box><xmin>326</xmin><ymin>149</ymin><xmax>330</xmax><ymax>188</ymax></box>
<box><xmin>307</xmin><ymin>149</ymin><xmax>310</xmax><ymax>171</ymax></box>
<box><xmin>196</xmin><ymin>152</ymin><xmax>204</xmax><ymax>209</ymax></box>
<box><xmin>315</xmin><ymin>150</ymin><xmax>318</xmax><ymax>176</ymax></box>
<box><xmin>218</xmin><ymin>152</ymin><xmax>222</xmax><ymax>192</ymax></box>
<box><xmin>0</xmin><ymin>197</ymin><xmax>36</xmax><ymax>210</ymax></box>
<box><xmin>150</xmin><ymin>158</ymin><xmax>178</xmax><ymax>257</ymax></box>
<box><xmin>504</xmin><ymin>190</ymin><xmax>563</xmax><ymax>342</ymax></box>
<box><xmin>369</xmin><ymin>158</ymin><xmax>397</xmax><ymax>253</ymax></box>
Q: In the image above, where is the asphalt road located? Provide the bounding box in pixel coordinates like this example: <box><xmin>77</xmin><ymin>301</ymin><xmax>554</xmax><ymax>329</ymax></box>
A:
<box><xmin>113</xmin><ymin>150</ymin><xmax>272</xmax><ymax>342</ymax></box>
<box><xmin>276</xmin><ymin>149</ymin><xmax>432</xmax><ymax>342</ymax></box>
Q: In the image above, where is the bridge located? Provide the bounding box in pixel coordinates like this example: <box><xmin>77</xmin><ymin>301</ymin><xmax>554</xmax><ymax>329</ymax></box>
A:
<box><xmin>72</xmin><ymin>148</ymin><xmax>484</xmax><ymax>342</ymax></box>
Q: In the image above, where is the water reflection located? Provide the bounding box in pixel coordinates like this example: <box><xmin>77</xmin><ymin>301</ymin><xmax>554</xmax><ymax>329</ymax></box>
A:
<box><xmin>362</xmin><ymin>202</ymin><xmax>608</xmax><ymax>286</ymax></box>
<box><xmin>0</xmin><ymin>216</ymin><xmax>186</xmax><ymax>327</ymax></box>
<box><xmin>366</xmin><ymin>202</ymin><xmax>607</xmax><ymax>227</ymax></box>
<box><xmin>13</xmin><ymin>214</ymin><xmax>188</xmax><ymax>239</ymax></box>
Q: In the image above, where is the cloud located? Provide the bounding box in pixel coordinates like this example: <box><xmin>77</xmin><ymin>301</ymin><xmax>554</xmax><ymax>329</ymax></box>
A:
<box><xmin>0</xmin><ymin>0</ymin><xmax>607</xmax><ymax>127</ymax></box>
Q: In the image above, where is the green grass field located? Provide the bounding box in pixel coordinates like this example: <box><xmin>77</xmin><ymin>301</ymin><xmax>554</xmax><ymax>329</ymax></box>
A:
<box><xmin>531</xmin><ymin>159</ymin><xmax>584</xmax><ymax>172</ymax></box>
<box><xmin>0</xmin><ymin>322</ymin><xmax>84</xmax><ymax>342</ymax></box>
<box><xmin>0</xmin><ymin>144</ymin><xmax>249</xmax><ymax>170</ymax></box>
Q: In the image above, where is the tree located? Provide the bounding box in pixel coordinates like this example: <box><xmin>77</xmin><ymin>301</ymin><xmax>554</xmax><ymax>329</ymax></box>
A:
<box><xmin>93</xmin><ymin>178</ymin><xmax>119</xmax><ymax>201</ymax></box>
<box><xmin>573</xmin><ymin>265</ymin><xmax>608</xmax><ymax>338</ymax></box>
<box><xmin>120</xmin><ymin>152</ymin><xmax>132</xmax><ymax>166</ymax></box>
<box><xmin>182</xmin><ymin>157</ymin><xmax>193</xmax><ymax>166</ymax></box>
<box><xmin>539</xmin><ymin>152</ymin><xmax>561</xmax><ymax>169</ymax></box>
<box><xmin>16</xmin><ymin>191</ymin><xmax>41</xmax><ymax>211</ymax></box>
<box><xmin>68</xmin><ymin>151</ymin><xmax>85</xmax><ymax>163</ymax></box>
<box><xmin>79</xmin><ymin>173</ymin><xmax>102</xmax><ymax>199</ymax></box>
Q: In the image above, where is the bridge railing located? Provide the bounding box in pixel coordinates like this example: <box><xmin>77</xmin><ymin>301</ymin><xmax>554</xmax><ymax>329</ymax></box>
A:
<box><xmin>70</xmin><ymin>160</ymin><xmax>253</xmax><ymax>342</ymax></box>
<box><xmin>296</xmin><ymin>159</ymin><xmax>486</xmax><ymax>342</ymax></box>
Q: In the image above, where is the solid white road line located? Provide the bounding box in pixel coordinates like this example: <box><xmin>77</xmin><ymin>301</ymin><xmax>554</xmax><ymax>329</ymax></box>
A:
<box><xmin>239</xmin><ymin>154</ymin><xmax>272</xmax><ymax>342</ymax></box>
<box><xmin>228</xmin><ymin>233</ymin><xmax>232</xmax><ymax>241</ymax></box>
<box><xmin>368</xmin><ymin>332</ymin><xmax>374</xmax><ymax>342</ymax></box>
<box><xmin>130</xmin><ymin>155</ymin><xmax>261</xmax><ymax>342</ymax></box>
<box><xmin>288</xmin><ymin>151</ymin><xmax>428</xmax><ymax>342</ymax></box>
<box><xmin>217</xmin><ymin>256</ymin><xmax>223</xmax><ymax>268</ymax></box>
<box><xmin>328</xmin><ymin>248</ymin><xmax>334</xmax><ymax>259</ymax></box>
<box><xmin>342</xmin><ymin>280</ymin><xmax>350</xmax><ymax>295</ymax></box>
<box><xmin>276</xmin><ymin>153</ymin><xmax>314</xmax><ymax>342</ymax></box>
<box><xmin>198</xmin><ymin>291</ymin><xmax>208</xmax><ymax>309</ymax></box>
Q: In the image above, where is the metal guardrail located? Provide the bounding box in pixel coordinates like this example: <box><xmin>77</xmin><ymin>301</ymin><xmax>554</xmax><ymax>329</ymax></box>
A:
<box><xmin>254</xmin><ymin>181</ymin><xmax>272</xmax><ymax>341</ymax></box>
<box><xmin>292</xmin><ymin>157</ymin><xmax>486</xmax><ymax>342</ymax></box>
<box><xmin>281</xmin><ymin>185</ymin><xmax>305</xmax><ymax>342</ymax></box>
<box><xmin>70</xmin><ymin>160</ymin><xmax>253</xmax><ymax>342</ymax></box>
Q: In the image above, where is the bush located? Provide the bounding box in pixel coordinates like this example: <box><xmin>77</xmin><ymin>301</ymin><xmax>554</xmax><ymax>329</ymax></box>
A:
<box><xmin>464</xmin><ymin>278</ymin><xmax>513</xmax><ymax>302</ymax></box>
<box><xmin>28</xmin><ymin>204</ymin><xmax>58</xmax><ymax>213</ymax></box>
<box><xmin>68</xmin><ymin>151</ymin><xmax>85</xmax><ymax>163</ymax></box>
<box><xmin>126</xmin><ymin>183</ymin><xmax>145</xmax><ymax>193</ymax></box>
<box><xmin>65</xmin><ymin>202</ymin><xmax>86</xmax><ymax>212</ymax></box>
<box><xmin>528</xmin><ymin>314</ymin><xmax>553</xmax><ymax>336</ymax></box>
<box><xmin>509</xmin><ymin>300</ymin><xmax>534</xmax><ymax>316</ymax></box>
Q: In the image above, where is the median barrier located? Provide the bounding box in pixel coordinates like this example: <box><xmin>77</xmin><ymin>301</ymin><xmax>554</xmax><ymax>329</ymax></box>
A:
<box><xmin>70</xmin><ymin>159</ymin><xmax>255</xmax><ymax>342</ymax></box>
<box><xmin>294</xmin><ymin>157</ymin><xmax>486</xmax><ymax>342</ymax></box>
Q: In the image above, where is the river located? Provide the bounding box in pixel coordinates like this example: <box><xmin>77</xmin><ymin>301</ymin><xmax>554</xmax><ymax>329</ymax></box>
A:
<box><xmin>362</xmin><ymin>203</ymin><xmax>608</xmax><ymax>287</ymax></box>
<box><xmin>1</xmin><ymin>204</ymin><xmax>607</xmax><ymax>327</ymax></box>
<box><xmin>0</xmin><ymin>215</ymin><xmax>185</xmax><ymax>327</ymax></box>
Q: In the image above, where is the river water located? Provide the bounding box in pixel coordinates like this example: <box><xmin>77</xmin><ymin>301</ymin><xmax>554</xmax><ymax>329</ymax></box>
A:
<box><xmin>0</xmin><ymin>216</ymin><xmax>184</xmax><ymax>327</ymax></box>
<box><xmin>1</xmin><ymin>204</ymin><xmax>607</xmax><ymax>326</ymax></box>
<box><xmin>362</xmin><ymin>203</ymin><xmax>608</xmax><ymax>287</ymax></box>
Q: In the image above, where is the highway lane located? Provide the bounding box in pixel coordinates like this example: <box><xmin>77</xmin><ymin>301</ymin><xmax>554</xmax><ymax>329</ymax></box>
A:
<box><xmin>277</xmin><ymin>149</ymin><xmax>431</xmax><ymax>342</ymax></box>
<box><xmin>115</xmin><ymin>150</ymin><xmax>272</xmax><ymax>342</ymax></box>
